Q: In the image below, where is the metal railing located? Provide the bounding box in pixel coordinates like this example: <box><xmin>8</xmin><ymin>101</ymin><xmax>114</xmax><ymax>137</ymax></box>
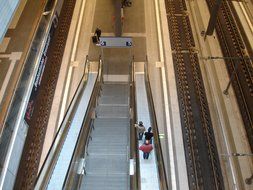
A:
<box><xmin>34</xmin><ymin>55</ymin><xmax>93</xmax><ymax>189</ymax></box>
<box><xmin>144</xmin><ymin>57</ymin><xmax>168</xmax><ymax>190</ymax></box>
<box><xmin>129</xmin><ymin>56</ymin><xmax>141</xmax><ymax>190</ymax></box>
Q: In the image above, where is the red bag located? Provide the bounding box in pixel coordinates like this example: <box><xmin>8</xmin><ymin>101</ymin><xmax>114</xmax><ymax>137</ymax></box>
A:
<box><xmin>139</xmin><ymin>144</ymin><xmax>153</xmax><ymax>153</ymax></box>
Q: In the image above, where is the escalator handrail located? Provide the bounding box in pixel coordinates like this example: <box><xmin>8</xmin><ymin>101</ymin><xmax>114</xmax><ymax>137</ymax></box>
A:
<box><xmin>144</xmin><ymin>57</ymin><xmax>168</xmax><ymax>190</ymax></box>
<box><xmin>98</xmin><ymin>55</ymin><xmax>104</xmax><ymax>84</ymax></box>
<box><xmin>1</xmin><ymin>0</ymin><xmax>57</xmax><ymax>133</ymax></box>
<box><xmin>62</xmin><ymin>56</ymin><xmax>103</xmax><ymax>189</ymax></box>
<box><xmin>58</xmin><ymin>55</ymin><xmax>90</xmax><ymax>127</ymax></box>
<box><xmin>129</xmin><ymin>56</ymin><xmax>141</xmax><ymax>190</ymax></box>
<box><xmin>35</xmin><ymin>55</ymin><xmax>90</xmax><ymax>189</ymax></box>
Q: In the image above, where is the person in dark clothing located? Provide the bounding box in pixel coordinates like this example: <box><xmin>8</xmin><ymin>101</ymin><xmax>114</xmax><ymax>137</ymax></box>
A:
<box><xmin>122</xmin><ymin>0</ymin><xmax>132</xmax><ymax>7</ymax></box>
<box><xmin>144</xmin><ymin>127</ymin><xmax>153</xmax><ymax>144</ymax></box>
<box><xmin>95</xmin><ymin>28</ymin><xmax>101</xmax><ymax>40</ymax></box>
<box><xmin>139</xmin><ymin>140</ymin><xmax>153</xmax><ymax>159</ymax></box>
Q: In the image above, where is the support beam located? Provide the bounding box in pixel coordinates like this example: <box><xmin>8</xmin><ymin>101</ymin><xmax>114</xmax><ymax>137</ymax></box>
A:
<box><xmin>206</xmin><ymin>0</ymin><xmax>222</xmax><ymax>36</ymax></box>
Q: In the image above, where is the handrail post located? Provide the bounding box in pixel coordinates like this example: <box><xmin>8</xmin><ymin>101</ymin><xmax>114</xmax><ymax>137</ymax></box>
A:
<box><xmin>99</xmin><ymin>55</ymin><xmax>104</xmax><ymax>84</ymax></box>
<box><xmin>84</xmin><ymin>55</ymin><xmax>88</xmax><ymax>75</ymax></box>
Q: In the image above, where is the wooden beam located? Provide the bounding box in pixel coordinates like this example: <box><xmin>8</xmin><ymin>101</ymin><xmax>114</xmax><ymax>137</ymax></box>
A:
<box><xmin>206</xmin><ymin>0</ymin><xmax>222</xmax><ymax>36</ymax></box>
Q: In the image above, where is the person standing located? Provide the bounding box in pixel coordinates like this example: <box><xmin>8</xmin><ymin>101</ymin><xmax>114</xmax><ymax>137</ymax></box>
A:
<box><xmin>139</xmin><ymin>140</ymin><xmax>153</xmax><ymax>159</ymax></box>
<box><xmin>144</xmin><ymin>127</ymin><xmax>153</xmax><ymax>144</ymax></box>
<box><xmin>135</xmin><ymin>121</ymin><xmax>145</xmax><ymax>140</ymax></box>
<box><xmin>95</xmin><ymin>28</ymin><xmax>101</xmax><ymax>40</ymax></box>
<box><xmin>122</xmin><ymin>0</ymin><xmax>132</xmax><ymax>7</ymax></box>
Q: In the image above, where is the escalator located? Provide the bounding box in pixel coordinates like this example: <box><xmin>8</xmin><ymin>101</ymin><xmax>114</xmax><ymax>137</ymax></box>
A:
<box><xmin>35</xmin><ymin>56</ymin><xmax>168</xmax><ymax>190</ymax></box>
<box><xmin>80</xmin><ymin>83</ymin><xmax>130</xmax><ymax>190</ymax></box>
<box><xmin>34</xmin><ymin>56</ymin><xmax>134</xmax><ymax>190</ymax></box>
<box><xmin>34</xmin><ymin>56</ymin><xmax>101</xmax><ymax>189</ymax></box>
<box><xmin>142</xmin><ymin>60</ymin><xmax>168</xmax><ymax>190</ymax></box>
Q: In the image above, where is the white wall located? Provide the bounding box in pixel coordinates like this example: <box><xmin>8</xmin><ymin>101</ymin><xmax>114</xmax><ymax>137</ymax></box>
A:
<box><xmin>0</xmin><ymin>0</ymin><xmax>20</xmax><ymax>42</ymax></box>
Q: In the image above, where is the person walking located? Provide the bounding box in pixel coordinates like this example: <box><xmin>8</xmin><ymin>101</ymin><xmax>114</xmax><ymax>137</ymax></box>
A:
<box><xmin>135</xmin><ymin>121</ymin><xmax>145</xmax><ymax>140</ymax></box>
<box><xmin>139</xmin><ymin>140</ymin><xmax>153</xmax><ymax>159</ymax></box>
<box><xmin>144</xmin><ymin>127</ymin><xmax>153</xmax><ymax>144</ymax></box>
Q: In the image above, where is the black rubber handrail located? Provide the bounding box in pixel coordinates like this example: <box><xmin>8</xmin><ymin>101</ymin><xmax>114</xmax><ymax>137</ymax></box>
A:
<box><xmin>34</xmin><ymin>55</ymin><xmax>90</xmax><ymax>189</ymax></box>
<box><xmin>144</xmin><ymin>57</ymin><xmax>168</xmax><ymax>190</ymax></box>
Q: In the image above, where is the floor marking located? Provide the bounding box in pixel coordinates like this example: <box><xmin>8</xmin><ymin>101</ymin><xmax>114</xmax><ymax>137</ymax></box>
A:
<box><xmin>135</xmin><ymin>71</ymin><xmax>144</xmax><ymax>74</ymax></box>
<box><xmin>103</xmin><ymin>75</ymin><xmax>129</xmax><ymax>82</ymax></box>
<box><xmin>0</xmin><ymin>54</ymin><xmax>11</xmax><ymax>58</ymax></box>
<box><xmin>0</xmin><ymin>37</ymin><xmax>11</xmax><ymax>53</ymax></box>
<box><xmin>71</xmin><ymin>60</ymin><xmax>79</xmax><ymax>67</ymax></box>
<box><xmin>0</xmin><ymin>52</ymin><xmax>22</xmax><ymax>104</ymax></box>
